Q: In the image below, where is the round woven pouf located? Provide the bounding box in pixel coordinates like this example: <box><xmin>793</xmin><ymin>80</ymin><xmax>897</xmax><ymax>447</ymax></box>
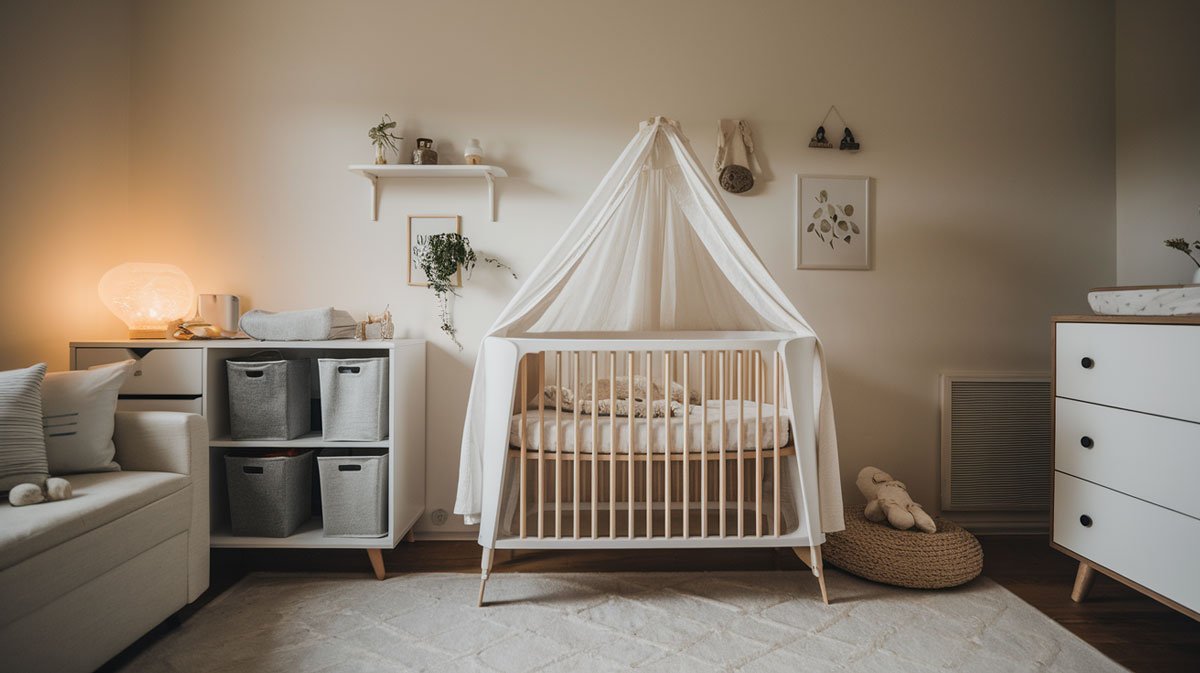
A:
<box><xmin>823</xmin><ymin>505</ymin><xmax>983</xmax><ymax>589</ymax></box>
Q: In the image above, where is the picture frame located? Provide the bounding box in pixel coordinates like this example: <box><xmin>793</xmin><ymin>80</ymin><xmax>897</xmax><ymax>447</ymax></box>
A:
<box><xmin>407</xmin><ymin>215</ymin><xmax>463</xmax><ymax>287</ymax></box>
<box><xmin>795</xmin><ymin>175</ymin><xmax>871</xmax><ymax>270</ymax></box>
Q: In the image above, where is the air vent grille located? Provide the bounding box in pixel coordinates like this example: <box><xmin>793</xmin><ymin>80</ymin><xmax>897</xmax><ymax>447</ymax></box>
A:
<box><xmin>941</xmin><ymin>376</ymin><xmax>1051</xmax><ymax>511</ymax></box>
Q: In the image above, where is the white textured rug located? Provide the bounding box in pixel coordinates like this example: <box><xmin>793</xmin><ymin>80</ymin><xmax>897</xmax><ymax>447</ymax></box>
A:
<box><xmin>120</xmin><ymin>571</ymin><xmax>1126</xmax><ymax>673</ymax></box>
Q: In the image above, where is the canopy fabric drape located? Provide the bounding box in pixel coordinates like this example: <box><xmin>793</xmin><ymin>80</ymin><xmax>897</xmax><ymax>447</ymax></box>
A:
<box><xmin>454</xmin><ymin>117</ymin><xmax>845</xmax><ymax>532</ymax></box>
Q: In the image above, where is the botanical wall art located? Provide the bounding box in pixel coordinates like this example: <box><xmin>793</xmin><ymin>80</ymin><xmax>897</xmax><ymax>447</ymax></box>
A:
<box><xmin>407</xmin><ymin>215</ymin><xmax>462</xmax><ymax>286</ymax></box>
<box><xmin>795</xmin><ymin>175</ymin><xmax>871</xmax><ymax>270</ymax></box>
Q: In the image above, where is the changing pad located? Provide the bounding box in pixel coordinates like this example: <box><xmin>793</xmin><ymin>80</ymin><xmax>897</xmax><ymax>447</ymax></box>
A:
<box><xmin>239</xmin><ymin>307</ymin><xmax>357</xmax><ymax>341</ymax></box>
<box><xmin>1087</xmin><ymin>285</ymin><xmax>1200</xmax><ymax>316</ymax></box>
<box><xmin>510</xmin><ymin>400</ymin><xmax>792</xmax><ymax>454</ymax></box>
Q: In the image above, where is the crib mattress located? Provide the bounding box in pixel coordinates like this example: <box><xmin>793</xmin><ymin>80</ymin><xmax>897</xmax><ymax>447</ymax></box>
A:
<box><xmin>509</xmin><ymin>400</ymin><xmax>792</xmax><ymax>454</ymax></box>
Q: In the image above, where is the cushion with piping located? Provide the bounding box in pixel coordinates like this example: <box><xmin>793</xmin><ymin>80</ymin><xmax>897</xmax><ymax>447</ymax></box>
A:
<box><xmin>41</xmin><ymin>360</ymin><xmax>135</xmax><ymax>475</ymax></box>
<box><xmin>0</xmin><ymin>364</ymin><xmax>49</xmax><ymax>493</ymax></box>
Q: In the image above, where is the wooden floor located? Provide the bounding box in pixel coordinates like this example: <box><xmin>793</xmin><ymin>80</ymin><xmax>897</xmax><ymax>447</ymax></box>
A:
<box><xmin>103</xmin><ymin>535</ymin><xmax>1199</xmax><ymax>673</ymax></box>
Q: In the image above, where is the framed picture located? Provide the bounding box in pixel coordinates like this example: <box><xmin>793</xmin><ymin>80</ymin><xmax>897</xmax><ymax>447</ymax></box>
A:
<box><xmin>795</xmin><ymin>175</ymin><xmax>871</xmax><ymax>270</ymax></box>
<box><xmin>407</xmin><ymin>215</ymin><xmax>462</xmax><ymax>286</ymax></box>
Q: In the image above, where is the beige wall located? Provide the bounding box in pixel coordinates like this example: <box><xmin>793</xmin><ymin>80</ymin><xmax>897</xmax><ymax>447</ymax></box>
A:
<box><xmin>1115</xmin><ymin>0</ymin><xmax>1200</xmax><ymax>285</ymax></box>
<box><xmin>2</xmin><ymin>0</ymin><xmax>1115</xmax><ymax>535</ymax></box>
<box><xmin>0</xmin><ymin>0</ymin><xmax>132</xmax><ymax>370</ymax></box>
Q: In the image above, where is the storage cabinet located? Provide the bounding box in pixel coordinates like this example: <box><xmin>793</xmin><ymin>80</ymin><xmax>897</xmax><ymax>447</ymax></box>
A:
<box><xmin>1051</xmin><ymin>316</ymin><xmax>1200</xmax><ymax>619</ymax></box>
<box><xmin>70</xmin><ymin>339</ymin><xmax>426</xmax><ymax>579</ymax></box>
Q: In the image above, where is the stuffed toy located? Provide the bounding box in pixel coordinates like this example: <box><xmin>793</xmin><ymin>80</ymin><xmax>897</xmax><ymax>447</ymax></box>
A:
<box><xmin>542</xmin><ymin>375</ymin><xmax>699</xmax><ymax>418</ymax></box>
<box><xmin>856</xmin><ymin>466</ymin><xmax>936</xmax><ymax>533</ymax></box>
<box><xmin>7</xmin><ymin>477</ymin><xmax>73</xmax><ymax>507</ymax></box>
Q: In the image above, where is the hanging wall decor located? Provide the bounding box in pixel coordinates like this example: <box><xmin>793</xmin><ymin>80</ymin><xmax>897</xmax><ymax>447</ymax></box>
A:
<box><xmin>407</xmin><ymin>215</ymin><xmax>462</xmax><ymax>286</ymax></box>
<box><xmin>795</xmin><ymin>175</ymin><xmax>871</xmax><ymax>270</ymax></box>
<box><xmin>714</xmin><ymin>119</ymin><xmax>758</xmax><ymax>194</ymax></box>
<box><xmin>809</xmin><ymin>105</ymin><xmax>861</xmax><ymax>152</ymax></box>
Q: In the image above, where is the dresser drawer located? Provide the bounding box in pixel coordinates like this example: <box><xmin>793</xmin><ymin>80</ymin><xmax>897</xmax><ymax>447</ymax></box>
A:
<box><xmin>1056</xmin><ymin>398</ymin><xmax>1200</xmax><ymax>518</ymax></box>
<box><xmin>1055</xmin><ymin>322</ymin><xmax>1200</xmax><ymax>423</ymax></box>
<box><xmin>1054</xmin><ymin>472</ymin><xmax>1200</xmax><ymax>612</ymax></box>
<box><xmin>115</xmin><ymin>397</ymin><xmax>203</xmax><ymax>414</ymax></box>
<box><xmin>75</xmin><ymin>347</ymin><xmax>203</xmax><ymax>396</ymax></box>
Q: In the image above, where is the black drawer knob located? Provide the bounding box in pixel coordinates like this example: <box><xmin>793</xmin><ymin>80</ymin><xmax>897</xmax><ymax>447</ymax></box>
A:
<box><xmin>1080</xmin><ymin>514</ymin><xmax>1093</xmax><ymax>528</ymax></box>
<box><xmin>1080</xmin><ymin>357</ymin><xmax>1094</xmax><ymax>369</ymax></box>
<box><xmin>1080</xmin><ymin>436</ymin><xmax>1094</xmax><ymax>449</ymax></box>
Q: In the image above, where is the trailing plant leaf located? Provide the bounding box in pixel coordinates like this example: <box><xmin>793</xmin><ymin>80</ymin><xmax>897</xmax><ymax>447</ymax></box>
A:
<box><xmin>414</xmin><ymin>233</ymin><xmax>517</xmax><ymax>350</ymax></box>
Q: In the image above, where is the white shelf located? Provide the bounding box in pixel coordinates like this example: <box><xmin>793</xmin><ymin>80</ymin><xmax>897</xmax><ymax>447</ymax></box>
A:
<box><xmin>348</xmin><ymin>164</ymin><xmax>508</xmax><ymax>222</ymax></box>
<box><xmin>211</xmin><ymin>517</ymin><xmax>392</xmax><ymax>549</ymax></box>
<box><xmin>210</xmin><ymin>432</ymin><xmax>389</xmax><ymax>449</ymax></box>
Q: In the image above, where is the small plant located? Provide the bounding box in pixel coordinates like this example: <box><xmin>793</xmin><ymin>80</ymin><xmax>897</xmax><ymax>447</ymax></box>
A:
<box><xmin>805</xmin><ymin>189</ymin><xmax>860</xmax><ymax>249</ymax></box>
<box><xmin>368</xmin><ymin>114</ymin><xmax>403</xmax><ymax>164</ymax></box>
<box><xmin>414</xmin><ymin>233</ymin><xmax>515</xmax><ymax>349</ymax></box>
<box><xmin>1164</xmin><ymin>237</ymin><xmax>1200</xmax><ymax>268</ymax></box>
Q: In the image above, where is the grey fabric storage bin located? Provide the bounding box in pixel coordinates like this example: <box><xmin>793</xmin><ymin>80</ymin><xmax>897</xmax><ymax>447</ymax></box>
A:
<box><xmin>317</xmin><ymin>453</ymin><xmax>388</xmax><ymax>537</ymax></box>
<box><xmin>225</xmin><ymin>452</ymin><xmax>312</xmax><ymax>537</ymax></box>
<box><xmin>227</xmin><ymin>355</ymin><xmax>311</xmax><ymax>440</ymax></box>
<box><xmin>318</xmin><ymin>357</ymin><xmax>389</xmax><ymax>441</ymax></box>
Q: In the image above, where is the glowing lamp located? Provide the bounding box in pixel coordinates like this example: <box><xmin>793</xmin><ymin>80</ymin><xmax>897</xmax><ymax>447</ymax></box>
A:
<box><xmin>98</xmin><ymin>263</ymin><xmax>195</xmax><ymax>339</ymax></box>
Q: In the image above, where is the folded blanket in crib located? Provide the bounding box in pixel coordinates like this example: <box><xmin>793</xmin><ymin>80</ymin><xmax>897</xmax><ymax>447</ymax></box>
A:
<box><xmin>239</xmin><ymin>307</ymin><xmax>357</xmax><ymax>341</ymax></box>
<box><xmin>541</xmin><ymin>375</ymin><xmax>700</xmax><ymax>418</ymax></box>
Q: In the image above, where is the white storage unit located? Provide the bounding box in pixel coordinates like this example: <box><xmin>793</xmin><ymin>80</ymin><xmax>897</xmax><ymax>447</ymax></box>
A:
<box><xmin>71</xmin><ymin>338</ymin><xmax>426</xmax><ymax>579</ymax></box>
<box><xmin>1051</xmin><ymin>316</ymin><xmax>1200</xmax><ymax>620</ymax></box>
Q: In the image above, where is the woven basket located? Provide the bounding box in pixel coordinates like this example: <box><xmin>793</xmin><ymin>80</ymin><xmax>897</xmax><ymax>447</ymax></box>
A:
<box><xmin>823</xmin><ymin>505</ymin><xmax>983</xmax><ymax>589</ymax></box>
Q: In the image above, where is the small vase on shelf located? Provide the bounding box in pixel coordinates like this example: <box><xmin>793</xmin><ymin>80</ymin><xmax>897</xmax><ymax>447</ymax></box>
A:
<box><xmin>464</xmin><ymin>138</ymin><xmax>483</xmax><ymax>165</ymax></box>
<box><xmin>1192</xmin><ymin>267</ymin><xmax>1200</xmax><ymax>285</ymax></box>
<box><xmin>413</xmin><ymin>138</ymin><xmax>438</xmax><ymax>165</ymax></box>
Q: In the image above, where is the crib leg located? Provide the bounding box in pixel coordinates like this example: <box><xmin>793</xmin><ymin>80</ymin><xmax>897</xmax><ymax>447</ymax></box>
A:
<box><xmin>478</xmin><ymin>547</ymin><xmax>495</xmax><ymax>607</ymax></box>
<box><xmin>792</xmin><ymin>545</ymin><xmax>830</xmax><ymax>605</ymax></box>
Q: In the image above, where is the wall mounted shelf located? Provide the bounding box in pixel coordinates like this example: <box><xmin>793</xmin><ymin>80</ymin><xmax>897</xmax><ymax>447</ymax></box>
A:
<box><xmin>348</xmin><ymin>164</ymin><xmax>508</xmax><ymax>222</ymax></box>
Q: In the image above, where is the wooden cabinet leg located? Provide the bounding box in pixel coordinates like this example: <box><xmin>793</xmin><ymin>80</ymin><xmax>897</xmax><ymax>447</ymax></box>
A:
<box><xmin>367</xmin><ymin>548</ymin><xmax>386</xmax><ymax>580</ymax></box>
<box><xmin>1071</xmin><ymin>561</ymin><xmax>1095</xmax><ymax>602</ymax></box>
<box><xmin>405</xmin><ymin>528</ymin><xmax>416</xmax><ymax>543</ymax></box>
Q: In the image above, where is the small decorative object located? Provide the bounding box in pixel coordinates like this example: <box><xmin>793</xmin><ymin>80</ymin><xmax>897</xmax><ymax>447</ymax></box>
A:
<box><xmin>809</xmin><ymin>105</ymin><xmax>861</xmax><ymax>152</ymax></box>
<box><xmin>413</xmin><ymin>138</ymin><xmax>438</xmax><ymax>165</ymax></box>
<box><xmin>823</xmin><ymin>505</ymin><xmax>982</xmax><ymax>589</ymax></box>
<box><xmin>411</xmin><ymin>228</ymin><xmax>515</xmax><ymax>349</ymax></box>
<box><xmin>198</xmin><ymin>294</ymin><xmax>241</xmax><ymax>336</ymax></box>
<box><xmin>795</xmin><ymin>175</ymin><xmax>871</xmax><ymax>269</ymax></box>
<box><xmin>464</xmin><ymin>138</ymin><xmax>483</xmax><ymax>165</ymax></box>
<box><xmin>1164</xmin><ymin>237</ymin><xmax>1200</xmax><ymax>284</ymax></box>
<box><xmin>839</xmin><ymin>127</ymin><xmax>860</xmax><ymax>151</ymax></box>
<box><xmin>8</xmin><ymin>477</ymin><xmax>73</xmax><ymax>507</ymax></box>
<box><xmin>856</xmin><ymin>466</ymin><xmax>936</xmax><ymax>533</ymax></box>
<box><xmin>355</xmin><ymin>306</ymin><xmax>395</xmax><ymax>341</ymax></box>
<box><xmin>408</xmin><ymin>215</ymin><xmax>463</xmax><ymax>287</ymax></box>
<box><xmin>808</xmin><ymin>125</ymin><xmax>832</xmax><ymax>149</ymax></box>
<box><xmin>98</xmin><ymin>262</ymin><xmax>196</xmax><ymax>338</ymax></box>
<box><xmin>368</xmin><ymin>114</ymin><xmax>403</xmax><ymax>165</ymax></box>
<box><xmin>714</xmin><ymin>119</ymin><xmax>757</xmax><ymax>194</ymax></box>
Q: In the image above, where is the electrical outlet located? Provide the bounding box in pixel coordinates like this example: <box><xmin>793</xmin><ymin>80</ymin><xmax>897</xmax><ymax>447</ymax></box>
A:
<box><xmin>431</xmin><ymin>509</ymin><xmax>449</xmax><ymax>526</ymax></box>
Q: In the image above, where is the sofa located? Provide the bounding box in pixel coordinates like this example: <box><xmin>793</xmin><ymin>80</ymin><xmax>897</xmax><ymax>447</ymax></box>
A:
<box><xmin>0</xmin><ymin>411</ymin><xmax>208</xmax><ymax>673</ymax></box>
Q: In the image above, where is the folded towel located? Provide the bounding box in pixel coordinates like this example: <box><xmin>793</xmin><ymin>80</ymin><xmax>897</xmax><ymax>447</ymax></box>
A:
<box><xmin>239</xmin><ymin>307</ymin><xmax>357</xmax><ymax>341</ymax></box>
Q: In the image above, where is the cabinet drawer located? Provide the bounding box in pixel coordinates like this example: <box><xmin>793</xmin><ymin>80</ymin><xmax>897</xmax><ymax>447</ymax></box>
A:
<box><xmin>1056</xmin><ymin>398</ymin><xmax>1199</xmax><ymax>518</ymax></box>
<box><xmin>116</xmin><ymin>397</ymin><xmax>203</xmax><ymax>414</ymax></box>
<box><xmin>74</xmin><ymin>348</ymin><xmax>202</xmax><ymax>396</ymax></box>
<box><xmin>1055</xmin><ymin>323</ymin><xmax>1200</xmax><ymax>423</ymax></box>
<box><xmin>1054</xmin><ymin>472</ymin><xmax>1200</xmax><ymax>612</ymax></box>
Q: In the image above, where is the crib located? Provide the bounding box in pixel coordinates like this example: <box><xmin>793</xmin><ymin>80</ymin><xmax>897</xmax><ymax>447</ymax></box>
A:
<box><xmin>474</xmin><ymin>331</ymin><xmax>829</xmax><ymax>605</ymax></box>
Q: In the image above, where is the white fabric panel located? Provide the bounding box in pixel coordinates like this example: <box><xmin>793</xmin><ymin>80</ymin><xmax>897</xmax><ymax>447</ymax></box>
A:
<box><xmin>455</xmin><ymin>118</ymin><xmax>844</xmax><ymax>532</ymax></box>
<box><xmin>510</xmin><ymin>401</ymin><xmax>792</xmax><ymax>454</ymax></box>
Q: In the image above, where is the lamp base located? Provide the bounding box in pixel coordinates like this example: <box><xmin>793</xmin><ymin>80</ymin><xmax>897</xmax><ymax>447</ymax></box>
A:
<box><xmin>128</xmin><ymin>328</ymin><xmax>169</xmax><ymax>339</ymax></box>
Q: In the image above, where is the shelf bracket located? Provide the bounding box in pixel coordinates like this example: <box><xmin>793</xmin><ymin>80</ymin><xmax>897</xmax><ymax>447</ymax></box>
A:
<box><xmin>485</xmin><ymin>173</ymin><xmax>497</xmax><ymax>222</ymax></box>
<box><xmin>368</xmin><ymin>174</ymin><xmax>379</xmax><ymax>221</ymax></box>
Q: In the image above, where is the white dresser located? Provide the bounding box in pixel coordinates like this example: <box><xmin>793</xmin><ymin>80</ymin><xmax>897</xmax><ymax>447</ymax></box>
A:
<box><xmin>1052</xmin><ymin>316</ymin><xmax>1200</xmax><ymax>619</ymax></box>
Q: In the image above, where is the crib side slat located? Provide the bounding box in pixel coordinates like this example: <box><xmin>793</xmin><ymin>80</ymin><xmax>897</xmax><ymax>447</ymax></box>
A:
<box><xmin>555</xmin><ymin>352</ymin><xmax>562</xmax><ymax>539</ymax></box>
<box><xmin>719</xmin><ymin>351</ymin><xmax>727</xmax><ymax>539</ymax></box>
<box><xmin>627</xmin><ymin>351</ymin><xmax>635</xmax><ymax>539</ymax></box>
<box><xmin>737</xmin><ymin>350</ymin><xmax>745</xmax><ymax>539</ymax></box>
<box><xmin>590</xmin><ymin>352</ymin><xmax>599</xmax><ymax>539</ymax></box>
<box><xmin>645</xmin><ymin>350</ymin><xmax>653</xmax><ymax>539</ymax></box>
<box><xmin>520</xmin><ymin>356</ymin><xmax>527</xmax><ymax>539</ymax></box>
<box><xmin>774</xmin><ymin>351</ymin><xmax>781</xmax><ymax>537</ymax></box>
<box><xmin>682</xmin><ymin>351</ymin><xmax>690</xmax><ymax>539</ymax></box>
<box><xmin>609</xmin><ymin>351</ymin><xmax>617</xmax><ymax>539</ymax></box>
<box><xmin>573</xmin><ymin>352</ymin><xmax>581</xmax><ymax>539</ymax></box>
<box><xmin>700</xmin><ymin>352</ymin><xmax>708</xmax><ymax>538</ymax></box>
<box><xmin>538</xmin><ymin>353</ymin><xmax>545</xmax><ymax>539</ymax></box>
<box><xmin>755</xmin><ymin>350</ymin><xmax>763</xmax><ymax>538</ymax></box>
<box><xmin>664</xmin><ymin>350</ymin><xmax>672</xmax><ymax>539</ymax></box>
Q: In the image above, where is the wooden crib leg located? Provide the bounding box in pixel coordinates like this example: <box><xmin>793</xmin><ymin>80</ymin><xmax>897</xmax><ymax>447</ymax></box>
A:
<box><xmin>478</xmin><ymin>547</ymin><xmax>495</xmax><ymax>607</ymax></box>
<box><xmin>792</xmin><ymin>545</ymin><xmax>830</xmax><ymax>605</ymax></box>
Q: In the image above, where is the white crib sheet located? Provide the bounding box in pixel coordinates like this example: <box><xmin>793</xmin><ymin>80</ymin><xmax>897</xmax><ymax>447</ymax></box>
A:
<box><xmin>509</xmin><ymin>400</ymin><xmax>792</xmax><ymax>454</ymax></box>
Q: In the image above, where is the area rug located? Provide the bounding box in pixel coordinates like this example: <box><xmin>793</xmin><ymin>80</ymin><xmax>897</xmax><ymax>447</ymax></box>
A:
<box><xmin>118</xmin><ymin>570</ymin><xmax>1127</xmax><ymax>672</ymax></box>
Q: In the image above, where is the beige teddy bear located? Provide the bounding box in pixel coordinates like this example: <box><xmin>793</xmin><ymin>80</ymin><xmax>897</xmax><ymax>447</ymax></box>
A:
<box><xmin>856</xmin><ymin>466</ymin><xmax>936</xmax><ymax>533</ymax></box>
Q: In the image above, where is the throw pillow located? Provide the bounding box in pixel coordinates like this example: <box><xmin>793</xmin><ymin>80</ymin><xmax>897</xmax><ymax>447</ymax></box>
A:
<box><xmin>0</xmin><ymin>364</ymin><xmax>49</xmax><ymax>492</ymax></box>
<box><xmin>41</xmin><ymin>360</ymin><xmax>135</xmax><ymax>474</ymax></box>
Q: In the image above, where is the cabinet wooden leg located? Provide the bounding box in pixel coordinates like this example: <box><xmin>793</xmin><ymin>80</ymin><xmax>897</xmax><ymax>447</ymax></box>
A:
<box><xmin>792</xmin><ymin>546</ymin><xmax>831</xmax><ymax>605</ymax></box>
<box><xmin>1071</xmin><ymin>561</ymin><xmax>1095</xmax><ymax>602</ymax></box>
<box><xmin>367</xmin><ymin>548</ymin><xmax>386</xmax><ymax>580</ymax></box>
<box><xmin>405</xmin><ymin>528</ymin><xmax>416</xmax><ymax>543</ymax></box>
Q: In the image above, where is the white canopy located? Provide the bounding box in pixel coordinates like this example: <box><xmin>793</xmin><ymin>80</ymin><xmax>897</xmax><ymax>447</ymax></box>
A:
<box><xmin>454</xmin><ymin>117</ymin><xmax>844</xmax><ymax>532</ymax></box>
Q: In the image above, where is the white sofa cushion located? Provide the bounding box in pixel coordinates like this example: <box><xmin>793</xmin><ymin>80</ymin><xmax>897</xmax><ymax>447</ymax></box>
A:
<box><xmin>0</xmin><ymin>363</ymin><xmax>48</xmax><ymax>492</ymax></box>
<box><xmin>41</xmin><ymin>360</ymin><xmax>134</xmax><ymax>474</ymax></box>
<box><xmin>0</xmin><ymin>470</ymin><xmax>189</xmax><ymax>571</ymax></box>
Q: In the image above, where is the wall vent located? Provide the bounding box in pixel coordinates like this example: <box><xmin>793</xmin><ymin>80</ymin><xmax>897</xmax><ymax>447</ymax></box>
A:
<box><xmin>940</xmin><ymin>374</ymin><xmax>1051</xmax><ymax>511</ymax></box>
